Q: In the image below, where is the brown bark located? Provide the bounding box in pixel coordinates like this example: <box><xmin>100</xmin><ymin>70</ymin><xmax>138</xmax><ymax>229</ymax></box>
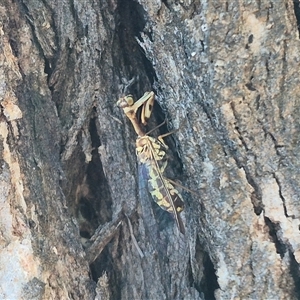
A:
<box><xmin>0</xmin><ymin>0</ymin><xmax>300</xmax><ymax>299</ymax></box>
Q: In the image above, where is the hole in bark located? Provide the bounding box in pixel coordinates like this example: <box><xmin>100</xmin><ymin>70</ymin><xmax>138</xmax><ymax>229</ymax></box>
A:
<box><xmin>9</xmin><ymin>38</ymin><xmax>19</xmax><ymax>57</ymax></box>
<box><xmin>44</xmin><ymin>58</ymin><xmax>53</xmax><ymax>79</ymax></box>
<box><xmin>289</xmin><ymin>250</ymin><xmax>300</xmax><ymax>299</ymax></box>
<box><xmin>62</xmin><ymin>114</ymin><xmax>113</xmax><ymax>240</ymax></box>
<box><xmin>116</xmin><ymin>0</ymin><xmax>157</xmax><ymax>84</ymax></box>
<box><xmin>248</xmin><ymin>34</ymin><xmax>253</xmax><ymax>44</ymax></box>
<box><xmin>79</xmin><ymin>197</ymin><xmax>95</xmax><ymax>221</ymax></box>
<box><xmin>190</xmin><ymin>236</ymin><xmax>219</xmax><ymax>299</ymax></box>
<box><xmin>83</xmin><ymin>116</ymin><xmax>112</xmax><ymax>226</ymax></box>
<box><xmin>293</xmin><ymin>0</ymin><xmax>300</xmax><ymax>37</ymax></box>
<box><xmin>255</xmin><ymin>94</ymin><xmax>261</xmax><ymax>110</ymax></box>
<box><xmin>201</xmin><ymin>252</ymin><xmax>219</xmax><ymax>300</ymax></box>
<box><xmin>264</xmin><ymin>217</ymin><xmax>287</xmax><ymax>258</ymax></box>
<box><xmin>90</xmin><ymin>245</ymin><xmax>121</xmax><ymax>300</ymax></box>
<box><xmin>161</xmin><ymin>0</ymin><xmax>171</xmax><ymax>10</ymax></box>
<box><xmin>245</xmin><ymin>82</ymin><xmax>256</xmax><ymax>91</ymax></box>
<box><xmin>78</xmin><ymin>197</ymin><xmax>97</xmax><ymax>239</ymax></box>
<box><xmin>251</xmin><ymin>191</ymin><xmax>263</xmax><ymax>215</ymax></box>
<box><xmin>117</xmin><ymin>0</ymin><xmax>147</xmax><ymax>38</ymax></box>
<box><xmin>81</xmin><ymin>115</ymin><xmax>124</xmax><ymax>296</ymax></box>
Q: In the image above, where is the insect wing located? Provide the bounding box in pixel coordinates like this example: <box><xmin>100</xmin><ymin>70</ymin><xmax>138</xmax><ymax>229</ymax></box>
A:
<box><xmin>147</xmin><ymin>140</ymin><xmax>185</xmax><ymax>234</ymax></box>
<box><xmin>147</xmin><ymin>168</ymin><xmax>185</xmax><ymax>234</ymax></box>
<box><xmin>148</xmin><ymin>174</ymin><xmax>184</xmax><ymax>213</ymax></box>
<box><xmin>137</xmin><ymin>160</ymin><xmax>164</xmax><ymax>248</ymax></box>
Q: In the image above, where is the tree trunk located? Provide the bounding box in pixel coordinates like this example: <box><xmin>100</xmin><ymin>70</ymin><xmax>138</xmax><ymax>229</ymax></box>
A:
<box><xmin>1</xmin><ymin>0</ymin><xmax>300</xmax><ymax>299</ymax></box>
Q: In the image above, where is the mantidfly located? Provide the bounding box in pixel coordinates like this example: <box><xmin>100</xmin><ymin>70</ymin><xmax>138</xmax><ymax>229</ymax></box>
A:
<box><xmin>117</xmin><ymin>91</ymin><xmax>189</xmax><ymax>234</ymax></box>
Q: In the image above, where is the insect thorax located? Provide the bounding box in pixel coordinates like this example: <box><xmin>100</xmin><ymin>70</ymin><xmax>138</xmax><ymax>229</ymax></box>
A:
<box><xmin>136</xmin><ymin>136</ymin><xmax>167</xmax><ymax>164</ymax></box>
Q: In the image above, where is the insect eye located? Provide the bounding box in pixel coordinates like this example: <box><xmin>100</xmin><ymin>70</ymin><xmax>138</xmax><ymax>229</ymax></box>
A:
<box><xmin>124</xmin><ymin>95</ymin><xmax>134</xmax><ymax>106</ymax></box>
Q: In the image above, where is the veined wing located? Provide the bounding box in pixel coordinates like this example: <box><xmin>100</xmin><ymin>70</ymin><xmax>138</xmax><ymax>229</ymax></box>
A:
<box><xmin>138</xmin><ymin>158</ymin><xmax>168</xmax><ymax>254</ymax></box>
<box><xmin>136</xmin><ymin>136</ymin><xmax>185</xmax><ymax>234</ymax></box>
<box><xmin>138</xmin><ymin>159</ymin><xmax>158</xmax><ymax>231</ymax></box>
<box><xmin>147</xmin><ymin>158</ymin><xmax>185</xmax><ymax>234</ymax></box>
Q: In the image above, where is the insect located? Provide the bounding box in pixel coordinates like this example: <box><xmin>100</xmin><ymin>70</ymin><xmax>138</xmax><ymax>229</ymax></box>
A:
<box><xmin>136</xmin><ymin>134</ymin><xmax>185</xmax><ymax>234</ymax></box>
<box><xmin>117</xmin><ymin>91</ymin><xmax>185</xmax><ymax>234</ymax></box>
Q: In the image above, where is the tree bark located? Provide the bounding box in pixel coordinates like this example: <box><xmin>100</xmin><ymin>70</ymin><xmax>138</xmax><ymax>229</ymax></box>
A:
<box><xmin>1</xmin><ymin>0</ymin><xmax>300</xmax><ymax>299</ymax></box>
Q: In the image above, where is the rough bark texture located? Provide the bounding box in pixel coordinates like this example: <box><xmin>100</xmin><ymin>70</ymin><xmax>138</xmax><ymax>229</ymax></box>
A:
<box><xmin>1</xmin><ymin>0</ymin><xmax>300</xmax><ymax>299</ymax></box>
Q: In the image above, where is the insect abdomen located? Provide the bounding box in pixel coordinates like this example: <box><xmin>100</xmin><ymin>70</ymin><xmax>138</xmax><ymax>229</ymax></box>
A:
<box><xmin>148</xmin><ymin>168</ymin><xmax>184</xmax><ymax>213</ymax></box>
